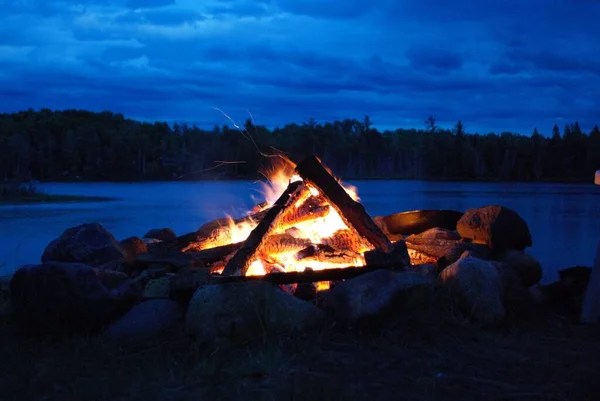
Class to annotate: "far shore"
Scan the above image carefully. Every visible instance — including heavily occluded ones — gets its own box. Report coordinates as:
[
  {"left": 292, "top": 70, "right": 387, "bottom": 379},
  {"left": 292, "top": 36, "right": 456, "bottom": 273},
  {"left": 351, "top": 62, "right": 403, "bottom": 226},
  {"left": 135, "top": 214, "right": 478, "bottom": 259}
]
[
  {"left": 31, "top": 176, "right": 598, "bottom": 185},
  {"left": 0, "top": 193, "right": 119, "bottom": 206}
]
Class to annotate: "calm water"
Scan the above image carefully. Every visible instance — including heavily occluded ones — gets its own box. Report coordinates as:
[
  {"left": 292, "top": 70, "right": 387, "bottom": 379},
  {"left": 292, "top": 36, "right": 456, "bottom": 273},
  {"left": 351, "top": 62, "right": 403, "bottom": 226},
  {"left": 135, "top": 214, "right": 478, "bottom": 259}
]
[{"left": 1, "top": 181, "right": 599, "bottom": 283}]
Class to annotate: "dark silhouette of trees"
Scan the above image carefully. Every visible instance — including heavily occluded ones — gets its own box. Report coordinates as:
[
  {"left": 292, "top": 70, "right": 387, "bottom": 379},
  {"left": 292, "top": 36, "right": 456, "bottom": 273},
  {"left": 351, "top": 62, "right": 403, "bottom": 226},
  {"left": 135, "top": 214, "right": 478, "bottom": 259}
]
[{"left": 0, "top": 108, "right": 598, "bottom": 182}]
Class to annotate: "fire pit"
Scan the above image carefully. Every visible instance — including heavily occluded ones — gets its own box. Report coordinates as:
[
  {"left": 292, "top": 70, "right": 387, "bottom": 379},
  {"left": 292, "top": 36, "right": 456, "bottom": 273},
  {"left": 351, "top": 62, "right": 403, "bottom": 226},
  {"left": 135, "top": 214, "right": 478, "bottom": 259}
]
[{"left": 178, "top": 155, "right": 410, "bottom": 295}]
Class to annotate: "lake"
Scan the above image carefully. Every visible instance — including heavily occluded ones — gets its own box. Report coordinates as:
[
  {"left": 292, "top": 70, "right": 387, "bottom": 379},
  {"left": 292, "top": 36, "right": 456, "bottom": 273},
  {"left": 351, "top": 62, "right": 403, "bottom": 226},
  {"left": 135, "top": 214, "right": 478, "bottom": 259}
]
[{"left": 1, "top": 180, "right": 599, "bottom": 283}]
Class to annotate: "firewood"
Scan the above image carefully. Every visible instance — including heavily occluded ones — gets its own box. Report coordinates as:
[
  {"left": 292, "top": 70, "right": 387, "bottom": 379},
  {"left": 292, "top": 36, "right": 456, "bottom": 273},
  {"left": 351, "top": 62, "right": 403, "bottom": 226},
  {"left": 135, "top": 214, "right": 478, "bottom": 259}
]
[
  {"left": 295, "top": 244, "right": 363, "bottom": 265},
  {"left": 221, "top": 180, "right": 307, "bottom": 276},
  {"left": 364, "top": 240, "right": 411, "bottom": 268},
  {"left": 170, "top": 264, "right": 400, "bottom": 304},
  {"left": 295, "top": 155, "right": 393, "bottom": 253},
  {"left": 190, "top": 242, "right": 242, "bottom": 265},
  {"left": 278, "top": 196, "right": 330, "bottom": 230},
  {"left": 178, "top": 206, "right": 271, "bottom": 251},
  {"left": 262, "top": 233, "right": 313, "bottom": 256},
  {"left": 320, "top": 229, "right": 370, "bottom": 252}
]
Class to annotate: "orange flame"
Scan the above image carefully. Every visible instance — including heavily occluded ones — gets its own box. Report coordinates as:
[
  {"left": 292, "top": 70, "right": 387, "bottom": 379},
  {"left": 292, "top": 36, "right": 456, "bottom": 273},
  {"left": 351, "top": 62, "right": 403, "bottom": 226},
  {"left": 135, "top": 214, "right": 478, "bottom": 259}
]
[{"left": 195, "top": 155, "right": 370, "bottom": 290}]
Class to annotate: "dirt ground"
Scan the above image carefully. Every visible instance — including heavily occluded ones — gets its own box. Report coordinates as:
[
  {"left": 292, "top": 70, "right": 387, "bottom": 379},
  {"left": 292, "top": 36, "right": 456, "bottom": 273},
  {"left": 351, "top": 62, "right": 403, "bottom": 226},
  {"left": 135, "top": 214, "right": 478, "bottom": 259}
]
[{"left": 1, "top": 286, "right": 599, "bottom": 401}]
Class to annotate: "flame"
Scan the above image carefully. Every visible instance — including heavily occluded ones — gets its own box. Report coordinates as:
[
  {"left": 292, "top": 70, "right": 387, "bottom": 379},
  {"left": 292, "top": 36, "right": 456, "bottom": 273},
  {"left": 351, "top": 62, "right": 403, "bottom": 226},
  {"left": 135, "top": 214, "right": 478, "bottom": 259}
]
[
  {"left": 258, "top": 156, "right": 359, "bottom": 207},
  {"left": 246, "top": 259, "right": 267, "bottom": 276},
  {"left": 227, "top": 215, "right": 257, "bottom": 244},
  {"left": 192, "top": 156, "right": 371, "bottom": 291}
]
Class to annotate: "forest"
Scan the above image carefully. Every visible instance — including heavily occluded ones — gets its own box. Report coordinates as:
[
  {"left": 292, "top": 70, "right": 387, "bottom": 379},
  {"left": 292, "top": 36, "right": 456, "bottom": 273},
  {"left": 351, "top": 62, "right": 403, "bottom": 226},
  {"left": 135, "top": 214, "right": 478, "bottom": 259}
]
[{"left": 0, "top": 108, "right": 599, "bottom": 183}]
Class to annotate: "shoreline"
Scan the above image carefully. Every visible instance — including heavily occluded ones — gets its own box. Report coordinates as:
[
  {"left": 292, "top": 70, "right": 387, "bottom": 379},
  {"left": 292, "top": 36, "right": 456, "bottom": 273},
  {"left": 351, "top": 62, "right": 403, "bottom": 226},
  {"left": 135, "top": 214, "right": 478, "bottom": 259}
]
[{"left": 0, "top": 194, "right": 119, "bottom": 206}]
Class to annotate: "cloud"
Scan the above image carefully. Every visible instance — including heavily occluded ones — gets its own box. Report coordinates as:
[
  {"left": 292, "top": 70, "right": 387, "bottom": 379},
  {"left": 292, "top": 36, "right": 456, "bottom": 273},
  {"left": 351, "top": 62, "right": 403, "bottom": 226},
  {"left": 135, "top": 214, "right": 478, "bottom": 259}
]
[
  {"left": 0, "top": 0, "right": 599, "bottom": 135},
  {"left": 125, "top": 0, "right": 176, "bottom": 8}
]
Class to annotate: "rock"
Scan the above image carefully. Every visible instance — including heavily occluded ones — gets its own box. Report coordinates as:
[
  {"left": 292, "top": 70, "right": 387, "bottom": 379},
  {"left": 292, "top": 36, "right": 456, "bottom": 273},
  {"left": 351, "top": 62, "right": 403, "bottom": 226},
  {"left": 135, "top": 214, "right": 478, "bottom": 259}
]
[
  {"left": 442, "top": 242, "right": 492, "bottom": 266},
  {"left": 539, "top": 266, "right": 592, "bottom": 316},
  {"left": 9, "top": 262, "right": 137, "bottom": 333},
  {"left": 528, "top": 285, "right": 545, "bottom": 303},
  {"left": 104, "top": 299, "right": 181, "bottom": 348},
  {"left": 459, "top": 250, "right": 479, "bottom": 259},
  {"left": 439, "top": 257, "right": 505, "bottom": 325},
  {"left": 498, "top": 250, "right": 543, "bottom": 287},
  {"left": 409, "top": 263, "right": 438, "bottom": 278},
  {"left": 408, "top": 227, "right": 461, "bottom": 241},
  {"left": 0, "top": 299, "right": 12, "bottom": 320},
  {"left": 143, "top": 228, "right": 177, "bottom": 242},
  {"left": 134, "top": 251, "right": 200, "bottom": 270},
  {"left": 558, "top": 266, "right": 592, "bottom": 290},
  {"left": 493, "top": 261, "right": 534, "bottom": 317},
  {"left": 185, "top": 282, "right": 324, "bottom": 343},
  {"left": 405, "top": 237, "right": 492, "bottom": 272},
  {"left": 456, "top": 205, "right": 532, "bottom": 252},
  {"left": 364, "top": 240, "right": 411, "bottom": 268},
  {"left": 42, "top": 223, "right": 126, "bottom": 266},
  {"left": 121, "top": 236, "right": 148, "bottom": 263},
  {"left": 405, "top": 238, "right": 460, "bottom": 259},
  {"left": 324, "top": 269, "right": 435, "bottom": 324},
  {"left": 143, "top": 276, "right": 171, "bottom": 299},
  {"left": 95, "top": 269, "right": 130, "bottom": 291}
]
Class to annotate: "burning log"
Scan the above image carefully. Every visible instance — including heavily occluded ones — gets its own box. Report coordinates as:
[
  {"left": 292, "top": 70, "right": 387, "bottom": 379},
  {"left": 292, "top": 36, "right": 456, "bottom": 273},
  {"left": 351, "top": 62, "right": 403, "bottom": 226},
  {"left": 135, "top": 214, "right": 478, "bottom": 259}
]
[
  {"left": 320, "top": 229, "right": 370, "bottom": 252},
  {"left": 222, "top": 180, "right": 308, "bottom": 276},
  {"left": 295, "top": 244, "right": 363, "bottom": 266},
  {"left": 278, "top": 196, "right": 330, "bottom": 230},
  {"left": 191, "top": 242, "right": 242, "bottom": 266},
  {"left": 295, "top": 155, "right": 393, "bottom": 253},
  {"left": 182, "top": 208, "right": 272, "bottom": 252},
  {"left": 262, "top": 233, "right": 313, "bottom": 256},
  {"left": 171, "top": 264, "right": 402, "bottom": 304}
]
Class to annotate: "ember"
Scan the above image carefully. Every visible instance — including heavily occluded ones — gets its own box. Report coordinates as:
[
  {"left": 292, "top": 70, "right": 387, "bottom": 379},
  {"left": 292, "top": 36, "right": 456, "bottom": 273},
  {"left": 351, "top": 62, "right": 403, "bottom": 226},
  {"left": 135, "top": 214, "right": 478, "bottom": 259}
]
[{"left": 184, "top": 155, "right": 407, "bottom": 290}]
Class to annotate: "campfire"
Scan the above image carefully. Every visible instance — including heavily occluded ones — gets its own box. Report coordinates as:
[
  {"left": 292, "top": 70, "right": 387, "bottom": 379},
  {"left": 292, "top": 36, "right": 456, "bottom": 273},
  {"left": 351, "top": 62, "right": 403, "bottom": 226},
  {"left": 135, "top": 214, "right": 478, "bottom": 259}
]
[{"left": 181, "top": 155, "right": 410, "bottom": 293}]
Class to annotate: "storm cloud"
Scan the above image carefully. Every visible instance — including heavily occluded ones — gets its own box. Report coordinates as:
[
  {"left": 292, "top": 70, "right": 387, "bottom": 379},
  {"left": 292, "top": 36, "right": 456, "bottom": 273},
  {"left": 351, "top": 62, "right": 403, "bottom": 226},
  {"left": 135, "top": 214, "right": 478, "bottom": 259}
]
[{"left": 1, "top": 0, "right": 599, "bottom": 134}]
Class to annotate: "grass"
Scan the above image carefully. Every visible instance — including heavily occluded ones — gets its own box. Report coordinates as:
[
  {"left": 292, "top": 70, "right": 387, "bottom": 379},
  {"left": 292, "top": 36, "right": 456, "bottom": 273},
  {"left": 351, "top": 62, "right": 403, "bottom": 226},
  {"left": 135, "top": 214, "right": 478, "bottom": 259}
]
[
  {"left": 0, "top": 181, "right": 117, "bottom": 205},
  {"left": 0, "top": 284, "right": 599, "bottom": 401}
]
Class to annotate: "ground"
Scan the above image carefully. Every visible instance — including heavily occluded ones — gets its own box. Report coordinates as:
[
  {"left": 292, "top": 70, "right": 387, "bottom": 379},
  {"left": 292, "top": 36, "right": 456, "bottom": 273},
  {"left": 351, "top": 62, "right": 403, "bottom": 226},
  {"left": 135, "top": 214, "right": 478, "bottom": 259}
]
[{"left": 1, "top": 285, "right": 599, "bottom": 401}]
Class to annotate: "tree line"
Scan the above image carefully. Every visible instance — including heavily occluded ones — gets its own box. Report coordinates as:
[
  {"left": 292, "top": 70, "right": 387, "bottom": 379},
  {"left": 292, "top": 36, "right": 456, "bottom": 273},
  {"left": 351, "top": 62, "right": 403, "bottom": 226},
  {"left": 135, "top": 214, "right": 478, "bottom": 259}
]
[{"left": 0, "top": 108, "right": 599, "bottom": 183}]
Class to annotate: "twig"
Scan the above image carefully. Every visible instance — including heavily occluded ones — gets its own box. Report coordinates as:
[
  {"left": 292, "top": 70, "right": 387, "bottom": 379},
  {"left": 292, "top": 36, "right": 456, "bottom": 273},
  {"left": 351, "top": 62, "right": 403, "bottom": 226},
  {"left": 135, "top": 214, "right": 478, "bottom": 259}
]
[{"left": 174, "top": 160, "right": 247, "bottom": 180}]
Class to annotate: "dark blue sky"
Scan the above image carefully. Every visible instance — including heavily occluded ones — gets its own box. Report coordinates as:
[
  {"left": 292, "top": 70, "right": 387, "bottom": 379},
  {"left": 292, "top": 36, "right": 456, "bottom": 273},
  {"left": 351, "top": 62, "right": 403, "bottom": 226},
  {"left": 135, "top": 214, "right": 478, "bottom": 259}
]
[{"left": 1, "top": 0, "right": 599, "bottom": 135}]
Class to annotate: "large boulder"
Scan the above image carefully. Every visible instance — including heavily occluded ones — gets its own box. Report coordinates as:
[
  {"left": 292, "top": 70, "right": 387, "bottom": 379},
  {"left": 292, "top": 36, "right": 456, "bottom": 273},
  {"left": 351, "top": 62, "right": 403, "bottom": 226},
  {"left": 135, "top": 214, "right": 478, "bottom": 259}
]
[
  {"left": 493, "top": 261, "right": 535, "bottom": 318},
  {"left": 185, "top": 282, "right": 325, "bottom": 343},
  {"left": 324, "top": 269, "right": 434, "bottom": 324},
  {"left": 104, "top": 299, "right": 182, "bottom": 348},
  {"left": 42, "top": 223, "right": 126, "bottom": 266},
  {"left": 498, "top": 250, "right": 543, "bottom": 287},
  {"left": 9, "top": 262, "right": 139, "bottom": 333},
  {"left": 120, "top": 236, "right": 148, "bottom": 264},
  {"left": 143, "top": 228, "right": 177, "bottom": 242},
  {"left": 456, "top": 205, "right": 532, "bottom": 252},
  {"left": 439, "top": 257, "right": 505, "bottom": 325}
]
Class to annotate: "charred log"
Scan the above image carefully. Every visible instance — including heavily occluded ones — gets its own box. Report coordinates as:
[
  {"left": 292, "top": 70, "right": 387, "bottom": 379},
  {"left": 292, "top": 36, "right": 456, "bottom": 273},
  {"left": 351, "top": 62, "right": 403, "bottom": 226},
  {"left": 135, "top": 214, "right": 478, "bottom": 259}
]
[
  {"left": 222, "top": 180, "right": 307, "bottom": 276},
  {"left": 295, "top": 155, "right": 393, "bottom": 253},
  {"left": 364, "top": 240, "right": 411, "bottom": 268},
  {"left": 171, "top": 264, "right": 397, "bottom": 304}
]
